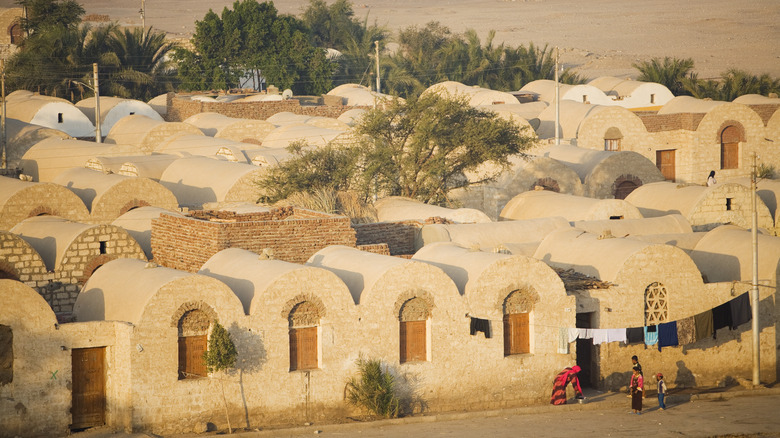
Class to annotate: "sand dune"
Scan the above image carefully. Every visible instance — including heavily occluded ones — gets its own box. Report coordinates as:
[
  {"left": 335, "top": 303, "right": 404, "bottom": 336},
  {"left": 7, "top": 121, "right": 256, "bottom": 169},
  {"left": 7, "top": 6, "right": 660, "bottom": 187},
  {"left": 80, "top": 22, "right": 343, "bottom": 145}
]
[{"left": 8, "top": 0, "right": 779, "bottom": 80}]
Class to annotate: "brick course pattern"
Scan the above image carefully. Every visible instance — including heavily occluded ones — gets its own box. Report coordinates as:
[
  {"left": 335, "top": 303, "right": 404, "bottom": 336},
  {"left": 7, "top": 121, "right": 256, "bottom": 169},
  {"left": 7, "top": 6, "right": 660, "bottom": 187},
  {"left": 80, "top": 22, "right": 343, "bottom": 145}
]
[
  {"left": 151, "top": 207, "right": 357, "bottom": 272},
  {"left": 353, "top": 221, "right": 421, "bottom": 256},
  {"left": 165, "top": 95, "right": 368, "bottom": 123}
]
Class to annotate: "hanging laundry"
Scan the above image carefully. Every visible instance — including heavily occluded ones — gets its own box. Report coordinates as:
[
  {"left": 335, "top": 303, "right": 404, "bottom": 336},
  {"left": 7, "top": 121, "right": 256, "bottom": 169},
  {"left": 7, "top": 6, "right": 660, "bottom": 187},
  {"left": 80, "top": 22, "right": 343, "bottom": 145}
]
[
  {"left": 729, "top": 292, "right": 752, "bottom": 329},
  {"left": 644, "top": 325, "right": 658, "bottom": 346},
  {"left": 577, "top": 328, "right": 594, "bottom": 339},
  {"left": 592, "top": 329, "right": 609, "bottom": 345},
  {"left": 657, "top": 321, "right": 679, "bottom": 351},
  {"left": 712, "top": 300, "right": 733, "bottom": 337},
  {"left": 676, "top": 317, "right": 695, "bottom": 345},
  {"left": 694, "top": 309, "right": 713, "bottom": 341},
  {"left": 626, "top": 327, "right": 644, "bottom": 344},
  {"left": 606, "top": 328, "right": 627, "bottom": 344},
  {"left": 568, "top": 327, "right": 580, "bottom": 343},
  {"left": 558, "top": 327, "right": 569, "bottom": 354},
  {"left": 470, "top": 317, "right": 492, "bottom": 338}
]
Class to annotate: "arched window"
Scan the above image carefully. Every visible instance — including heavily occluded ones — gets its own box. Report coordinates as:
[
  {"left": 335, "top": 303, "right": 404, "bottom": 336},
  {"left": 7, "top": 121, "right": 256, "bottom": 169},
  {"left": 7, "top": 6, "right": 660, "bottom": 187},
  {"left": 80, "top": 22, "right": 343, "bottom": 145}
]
[
  {"left": 503, "top": 289, "right": 534, "bottom": 356},
  {"left": 8, "top": 22, "right": 22, "bottom": 45},
  {"left": 177, "top": 309, "right": 210, "bottom": 379},
  {"left": 530, "top": 177, "right": 560, "bottom": 193},
  {"left": 720, "top": 125, "right": 741, "bottom": 169},
  {"left": 612, "top": 175, "right": 643, "bottom": 200},
  {"left": 289, "top": 301, "right": 320, "bottom": 371},
  {"left": 644, "top": 282, "right": 669, "bottom": 325},
  {"left": 399, "top": 297, "right": 430, "bottom": 363},
  {"left": 604, "top": 127, "right": 623, "bottom": 151}
]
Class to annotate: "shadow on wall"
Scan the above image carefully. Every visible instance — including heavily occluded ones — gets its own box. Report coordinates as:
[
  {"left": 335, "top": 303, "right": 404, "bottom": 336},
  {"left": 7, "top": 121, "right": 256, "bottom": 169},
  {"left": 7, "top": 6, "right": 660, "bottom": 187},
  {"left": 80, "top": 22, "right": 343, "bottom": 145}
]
[
  {"left": 603, "top": 370, "right": 633, "bottom": 391},
  {"left": 675, "top": 360, "right": 696, "bottom": 388},
  {"left": 227, "top": 322, "right": 266, "bottom": 430},
  {"left": 391, "top": 364, "right": 426, "bottom": 416}
]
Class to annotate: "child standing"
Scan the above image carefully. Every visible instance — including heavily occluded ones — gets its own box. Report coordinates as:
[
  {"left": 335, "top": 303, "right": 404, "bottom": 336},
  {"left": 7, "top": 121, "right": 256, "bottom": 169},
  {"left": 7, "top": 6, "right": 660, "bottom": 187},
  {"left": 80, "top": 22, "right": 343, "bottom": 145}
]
[{"left": 656, "top": 373, "right": 667, "bottom": 410}]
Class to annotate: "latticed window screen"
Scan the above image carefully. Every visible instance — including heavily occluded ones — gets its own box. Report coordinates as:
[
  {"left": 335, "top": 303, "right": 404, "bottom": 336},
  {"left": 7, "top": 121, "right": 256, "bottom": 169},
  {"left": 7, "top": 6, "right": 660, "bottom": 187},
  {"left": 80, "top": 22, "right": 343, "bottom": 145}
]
[{"left": 644, "top": 282, "right": 669, "bottom": 325}]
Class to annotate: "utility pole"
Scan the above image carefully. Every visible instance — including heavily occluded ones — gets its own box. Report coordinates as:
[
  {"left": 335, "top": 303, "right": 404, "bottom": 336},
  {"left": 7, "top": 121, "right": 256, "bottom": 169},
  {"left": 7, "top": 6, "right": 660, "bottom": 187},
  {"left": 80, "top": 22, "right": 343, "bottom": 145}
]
[
  {"left": 1, "top": 59, "right": 6, "bottom": 169},
  {"left": 375, "top": 40, "right": 380, "bottom": 94},
  {"left": 750, "top": 152, "right": 760, "bottom": 386},
  {"left": 140, "top": 0, "right": 146, "bottom": 30},
  {"left": 93, "top": 63, "right": 102, "bottom": 143},
  {"left": 554, "top": 46, "right": 560, "bottom": 145}
]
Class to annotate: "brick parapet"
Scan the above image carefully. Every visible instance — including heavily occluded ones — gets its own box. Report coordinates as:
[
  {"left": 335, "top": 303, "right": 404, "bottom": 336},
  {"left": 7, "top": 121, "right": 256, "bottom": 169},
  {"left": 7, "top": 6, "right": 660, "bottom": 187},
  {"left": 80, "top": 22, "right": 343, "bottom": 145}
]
[
  {"left": 151, "top": 208, "right": 357, "bottom": 271},
  {"left": 639, "top": 113, "right": 706, "bottom": 132},
  {"left": 165, "top": 96, "right": 368, "bottom": 122},
  {"left": 352, "top": 221, "right": 421, "bottom": 256}
]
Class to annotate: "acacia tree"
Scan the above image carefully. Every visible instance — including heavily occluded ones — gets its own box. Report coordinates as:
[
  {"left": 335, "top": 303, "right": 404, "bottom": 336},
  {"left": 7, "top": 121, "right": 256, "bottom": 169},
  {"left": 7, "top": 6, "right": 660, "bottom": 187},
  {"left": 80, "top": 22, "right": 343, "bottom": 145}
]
[
  {"left": 203, "top": 321, "right": 238, "bottom": 434},
  {"left": 258, "top": 94, "right": 536, "bottom": 206},
  {"left": 15, "top": 0, "right": 84, "bottom": 35}
]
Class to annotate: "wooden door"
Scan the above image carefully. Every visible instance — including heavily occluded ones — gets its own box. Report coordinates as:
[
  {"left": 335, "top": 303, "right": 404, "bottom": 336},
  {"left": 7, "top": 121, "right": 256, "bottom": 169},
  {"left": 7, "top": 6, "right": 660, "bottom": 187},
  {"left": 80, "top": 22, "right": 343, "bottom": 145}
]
[
  {"left": 71, "top": 347, "right": 105, "bottom": 430},
  {"left": 721, "top": 126, "right": 740, "bottom": 169},
  {"left": 400, "top": 320, "right": 426, "bottom": 363},
  {"left": 656, "top": 150, "right": 675, "bottom": 181},
  {"left": 503, "top": 313, "right": 530, "bottom": 355}
]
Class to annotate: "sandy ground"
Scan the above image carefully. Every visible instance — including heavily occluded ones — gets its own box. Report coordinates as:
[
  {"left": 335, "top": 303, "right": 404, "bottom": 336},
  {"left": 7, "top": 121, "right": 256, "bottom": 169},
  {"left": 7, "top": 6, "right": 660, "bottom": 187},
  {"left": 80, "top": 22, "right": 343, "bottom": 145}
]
[{"left": 1, "top": 0, "right": 778, "bottom": 81}]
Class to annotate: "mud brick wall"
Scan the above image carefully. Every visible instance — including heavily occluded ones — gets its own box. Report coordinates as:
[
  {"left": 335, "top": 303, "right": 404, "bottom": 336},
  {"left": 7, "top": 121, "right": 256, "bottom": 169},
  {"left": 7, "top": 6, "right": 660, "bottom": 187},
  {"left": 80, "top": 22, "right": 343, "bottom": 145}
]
[
  {"left": 165, "top": 95, "right": 367, "bottom": 122},
  {"left": 352, "top": 221, "right": 421, "bottom": 256},
  {"left": 151, "top": 209, "right": 357, "bottom": 272}
]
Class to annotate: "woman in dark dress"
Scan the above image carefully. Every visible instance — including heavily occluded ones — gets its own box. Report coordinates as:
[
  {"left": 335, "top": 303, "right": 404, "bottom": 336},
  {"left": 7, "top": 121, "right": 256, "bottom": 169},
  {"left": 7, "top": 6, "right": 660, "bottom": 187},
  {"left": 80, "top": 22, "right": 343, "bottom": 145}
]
[
  {"left": 550, "top": 365, "right": 583, "bottom": 405},
  {"left": 630, "top": 366, "right": 644, "bottom": 414}
]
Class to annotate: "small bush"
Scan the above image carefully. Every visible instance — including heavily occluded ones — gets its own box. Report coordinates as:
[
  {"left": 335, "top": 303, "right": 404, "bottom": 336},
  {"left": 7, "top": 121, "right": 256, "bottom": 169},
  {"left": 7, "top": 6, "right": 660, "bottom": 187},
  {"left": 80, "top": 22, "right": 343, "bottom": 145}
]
[
  {"left": 757, "top": 163, "right": 775, "bottom": 179},
  {"left": 345, "top": 357, "right": 400, "bottom": 418},
  {"left": 203, "top": 321, "right": 237, "bottom": 373}
]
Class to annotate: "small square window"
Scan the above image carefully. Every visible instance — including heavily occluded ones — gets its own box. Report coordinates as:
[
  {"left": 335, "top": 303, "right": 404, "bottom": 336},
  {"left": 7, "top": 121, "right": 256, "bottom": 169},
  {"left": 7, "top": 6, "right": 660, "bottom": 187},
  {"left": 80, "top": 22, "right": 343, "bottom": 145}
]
[
  {"left": 726, "top": 198, "right": 733, "bottom": 211},
  {"left": 57, "top": 113, "right": 63, "bottom": 123},
  {"left": 99, "top": 241, "right": 107, "bottom": 254},
  {"left": 650, "top": 94, "right": 656, "bottom": 104},
  {"left": 609, "top": 215, "right": 624, "bottom": 220}
]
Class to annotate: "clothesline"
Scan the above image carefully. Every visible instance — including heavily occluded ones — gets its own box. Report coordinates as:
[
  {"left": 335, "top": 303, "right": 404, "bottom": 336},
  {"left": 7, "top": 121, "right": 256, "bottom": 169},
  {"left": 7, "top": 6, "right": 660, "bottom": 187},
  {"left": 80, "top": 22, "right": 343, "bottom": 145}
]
[{"left": 468, "top": 293, "right": 753, "bottom": 354}]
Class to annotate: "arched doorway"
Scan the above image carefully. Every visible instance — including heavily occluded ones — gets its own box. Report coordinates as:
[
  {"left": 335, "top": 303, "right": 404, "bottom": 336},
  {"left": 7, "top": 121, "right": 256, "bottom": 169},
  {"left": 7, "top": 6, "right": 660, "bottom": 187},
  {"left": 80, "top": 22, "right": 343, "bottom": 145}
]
[{"left": 720, "top": 125, "right": 742, "bottom": 169}]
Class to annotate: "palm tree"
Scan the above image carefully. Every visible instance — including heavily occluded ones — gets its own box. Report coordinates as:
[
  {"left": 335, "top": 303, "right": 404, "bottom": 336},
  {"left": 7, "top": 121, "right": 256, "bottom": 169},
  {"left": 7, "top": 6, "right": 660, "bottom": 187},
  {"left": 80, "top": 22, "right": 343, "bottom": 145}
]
[
  {"left": 633, "top": 57, "right": 695, "bottom": 96},
  {"left": 107, "top": 26, "right": 177, "bottom": 100}
]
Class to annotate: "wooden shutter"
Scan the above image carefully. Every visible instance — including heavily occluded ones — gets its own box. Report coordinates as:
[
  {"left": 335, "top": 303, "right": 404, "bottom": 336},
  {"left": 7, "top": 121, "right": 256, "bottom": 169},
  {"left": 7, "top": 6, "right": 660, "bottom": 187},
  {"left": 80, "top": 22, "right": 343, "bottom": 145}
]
[
  {"left": 503, "top": 313, "right": 530, "bottom": 356},
  {"left": 290, "top": 327, "right": 318, "bottom": 371},
  {"left": 721, "top": 126, "right": 740, "bottom": 169},
  {"left": 71, "top": 347, "right": 106, "bottom": 429},
  {"left": 178, "top": 335, "right": 207, "bottom": 379},
  {"left": 400, "top": 320, "right": 426, "bottom": 363}
]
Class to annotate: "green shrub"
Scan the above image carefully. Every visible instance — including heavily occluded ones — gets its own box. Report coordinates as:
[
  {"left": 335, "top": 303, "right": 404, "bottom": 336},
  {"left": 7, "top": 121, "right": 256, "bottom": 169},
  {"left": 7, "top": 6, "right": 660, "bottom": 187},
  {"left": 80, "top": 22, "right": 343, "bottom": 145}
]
[
  {"left": 345, "top": 357, "right": 400, "bottom": 418},
  {"left": 757, "top": 163, "right": 775, "bottom": 179}
]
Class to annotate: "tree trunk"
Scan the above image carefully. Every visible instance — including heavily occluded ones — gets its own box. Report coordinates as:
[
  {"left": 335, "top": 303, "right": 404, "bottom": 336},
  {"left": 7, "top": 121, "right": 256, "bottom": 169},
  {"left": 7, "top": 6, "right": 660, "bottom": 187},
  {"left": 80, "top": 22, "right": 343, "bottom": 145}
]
[{"left": 221, "top": 378, "right": 232, "bottom": 434}]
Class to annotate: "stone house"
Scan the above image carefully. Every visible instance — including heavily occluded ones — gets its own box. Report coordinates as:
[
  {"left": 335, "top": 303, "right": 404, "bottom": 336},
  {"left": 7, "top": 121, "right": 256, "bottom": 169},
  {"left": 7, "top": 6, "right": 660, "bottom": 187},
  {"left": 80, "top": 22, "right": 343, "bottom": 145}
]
[
  {"left": 624, "top": 181, "right": 774, "bottom": 231},
  {"left": 412, "top": 243, "right": 576, "bottom": 407},
  {"left": 306, "top": 245, "right": 474, "bottom": 412},
  {"left": 538, "top": 144, "right": 665, "bottom": 199},
  {"left": 500, "top": 190, "right": 643, "bottom": 222},
  {"left": 154, "top": 134, "right": 250, "bottom": 162},
  {"left": 198, "top": 248, "right": 358, "bottom": 425},
  {"left": 86, "top": 154, "right": 179, "bottom": 181},
  {"left": 75, "top": 97, "right": 163, "bottom": 139},
  {"left": 104, "top": 114, "right": 203, "bottom": 153},
  {"left": 451, "top": 155, "right": 584, "bottom": 221},
  {"left": 420, "top": 216, "right": 571, "bottom": 251},
  {"left": 5, "top": 91, "right": 95, "bottom": 138},
  {"left": 112, "top": 207, "right": 184, "bottom": 260},
  {"left": 183, "top": 112, "right": 275, "bottom": 145},
  {"left": 52, "top": 167, "right": 179, "bottom": 224},
  {"left": 158, "top": 156, "right": 265, "bottom": 209},
  {"left": 574, "top": 95, "right": 780, "bottom": 185},
  {"left": 10, "top": 216, "right": 146, "bottom": 313},
  {"left": 19, "top": 137, "right": 142, "bottom": 182},
  {"left": 4, "top": 118, "right": 70, "bottom": 170},
  {"left": 0, "top": 176, "right": 90, "bottom": 230}
]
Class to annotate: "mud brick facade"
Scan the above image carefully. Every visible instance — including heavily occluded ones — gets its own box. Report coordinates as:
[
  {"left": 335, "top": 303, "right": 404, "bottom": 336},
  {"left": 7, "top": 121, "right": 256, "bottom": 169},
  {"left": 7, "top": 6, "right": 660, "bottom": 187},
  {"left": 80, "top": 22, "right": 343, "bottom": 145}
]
[
  {"left": 353, "top": 221, "right": 421, "bottom": 256},
  {"left": 151, "top": 207, "right": 358, "bottom": 272}
]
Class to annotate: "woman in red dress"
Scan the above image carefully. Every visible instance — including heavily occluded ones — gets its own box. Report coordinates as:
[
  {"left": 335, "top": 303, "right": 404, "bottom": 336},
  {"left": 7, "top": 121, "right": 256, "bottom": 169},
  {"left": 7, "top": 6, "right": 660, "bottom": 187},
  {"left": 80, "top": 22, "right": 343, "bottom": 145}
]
[{"left": 550, "top": 365, "right": 583, "bottom": 405}]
